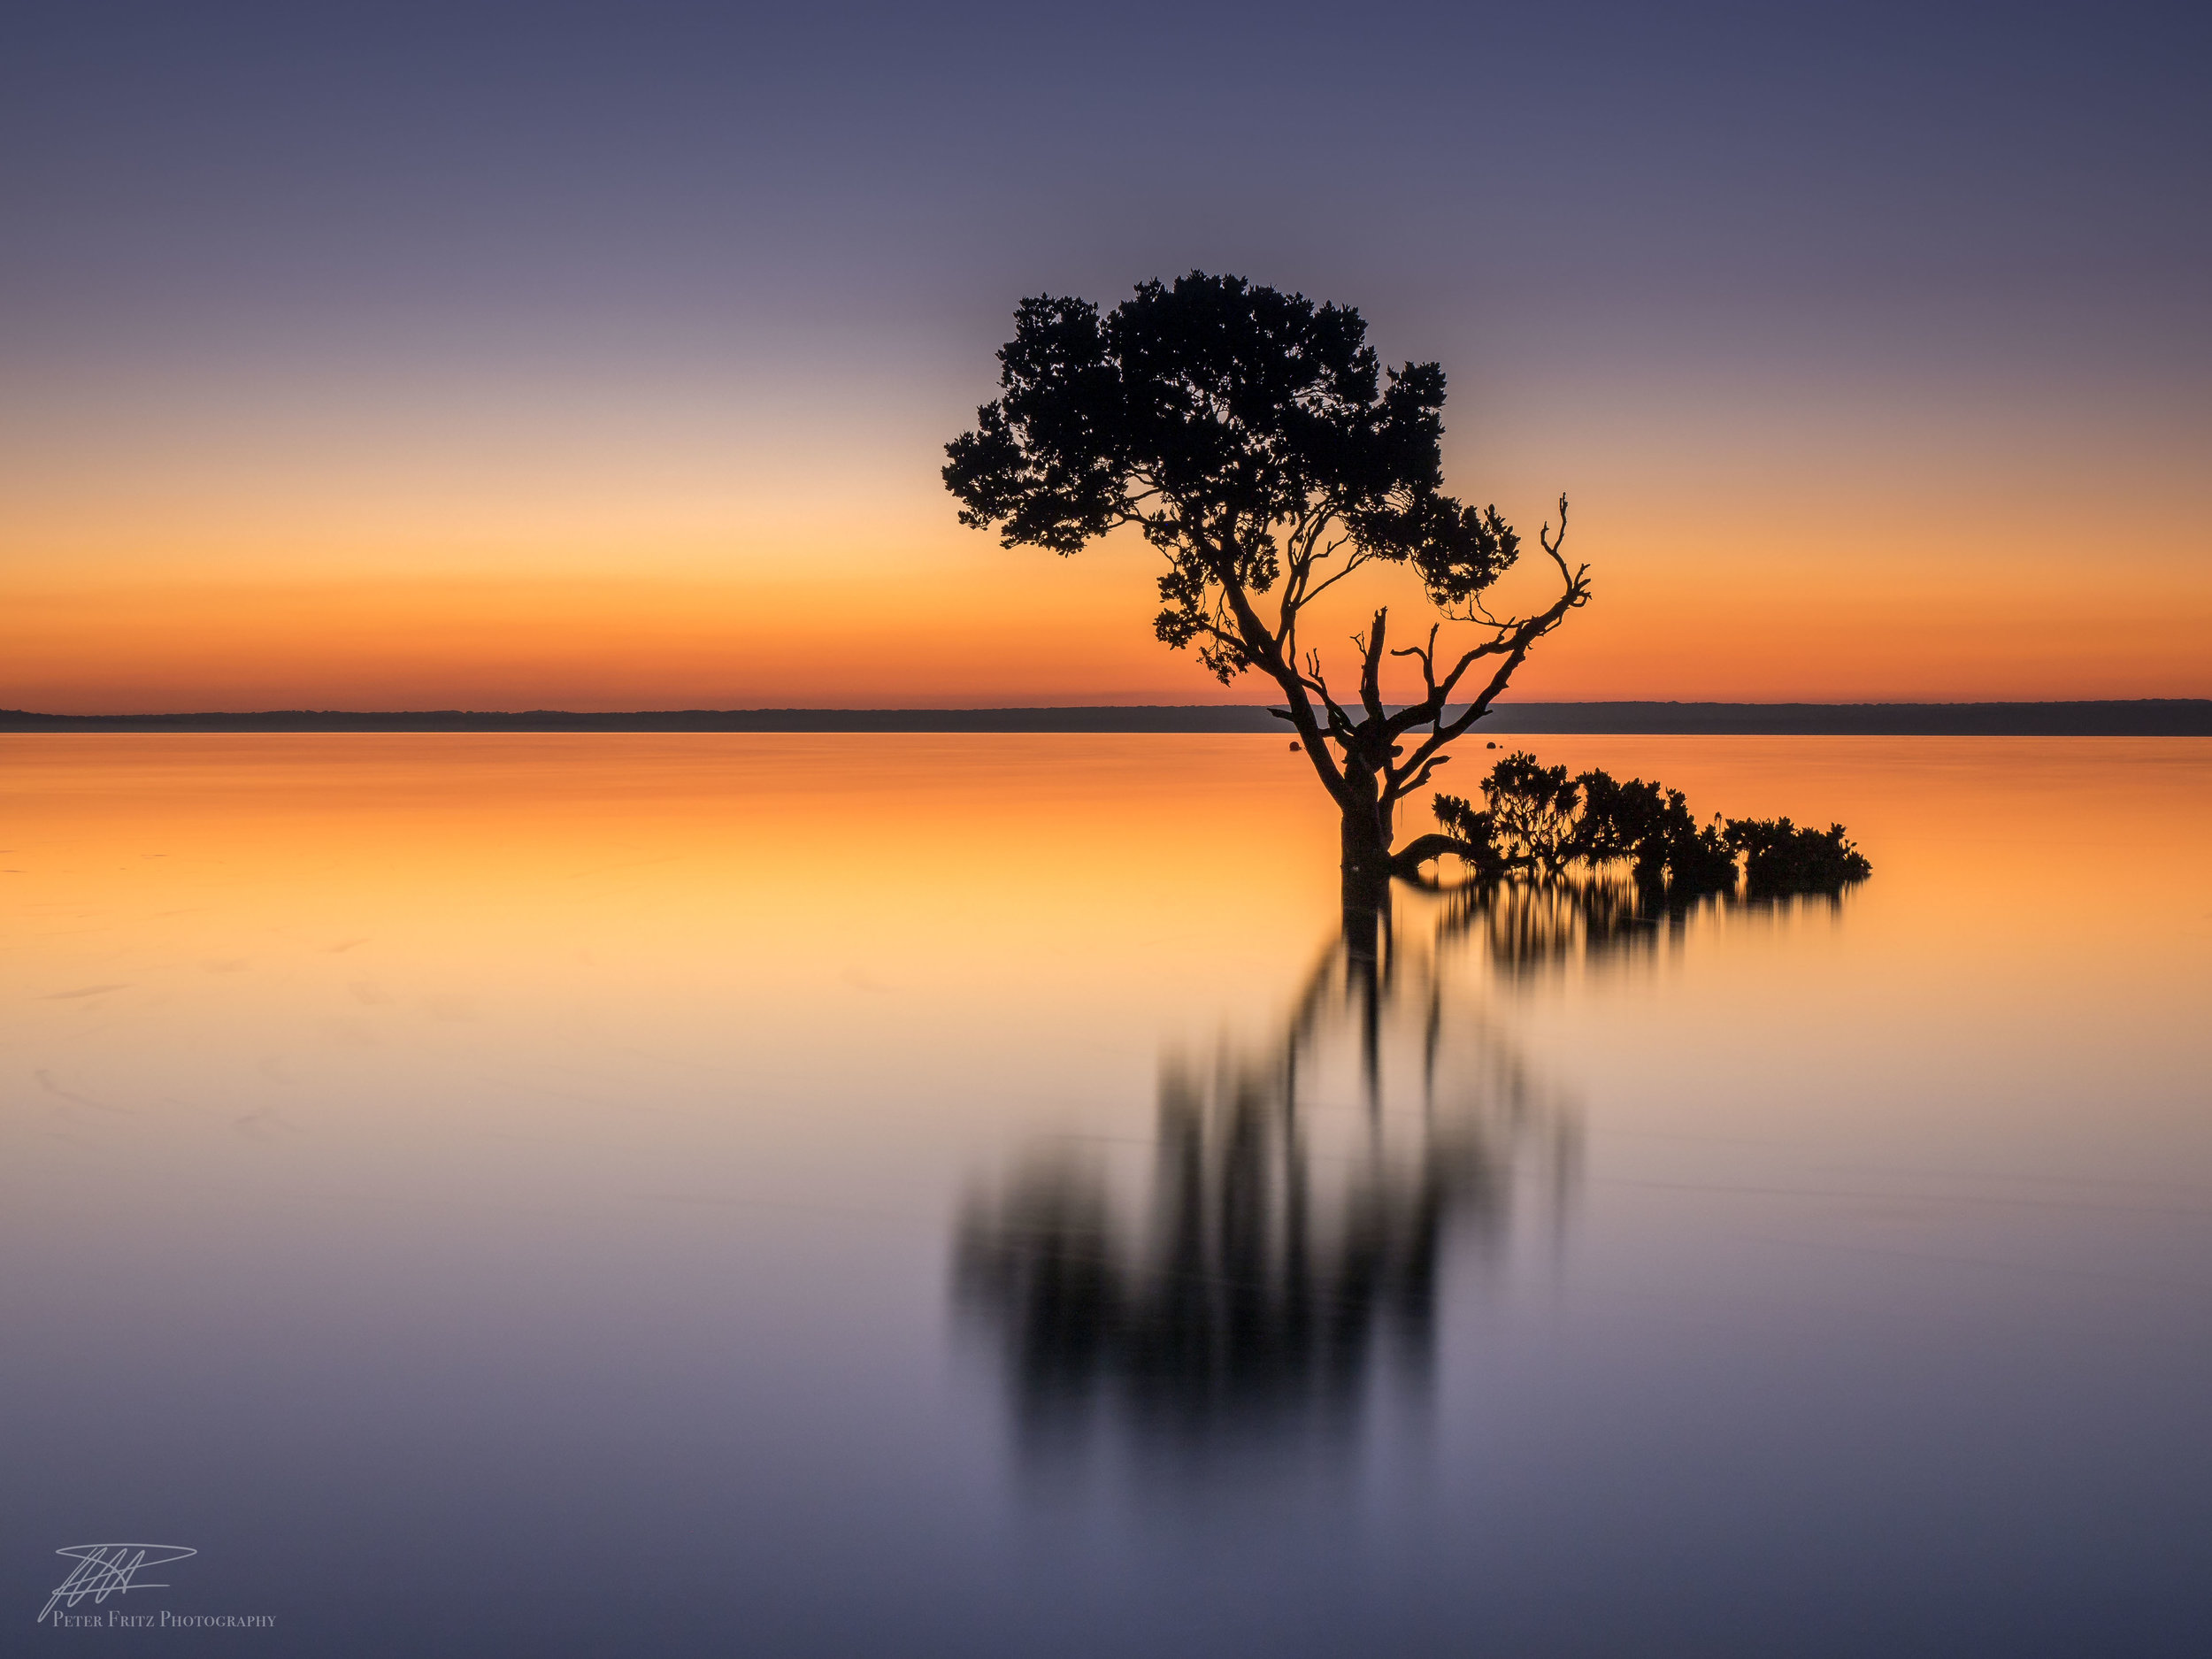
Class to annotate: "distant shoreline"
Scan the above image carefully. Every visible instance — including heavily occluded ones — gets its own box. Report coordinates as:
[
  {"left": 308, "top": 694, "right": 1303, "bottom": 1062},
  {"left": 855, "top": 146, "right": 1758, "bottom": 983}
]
[{"left": 4, "top": 701, "right": 2208, "bottom": 736}]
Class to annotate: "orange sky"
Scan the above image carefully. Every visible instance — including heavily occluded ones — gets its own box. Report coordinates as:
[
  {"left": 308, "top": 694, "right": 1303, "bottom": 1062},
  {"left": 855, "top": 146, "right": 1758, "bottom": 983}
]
[
  {"left": 5, "top": 385, "right": 2207, "bottom": 711},
  {"left": 6, "top": 5, "right": 2208, "bottom": 714}
]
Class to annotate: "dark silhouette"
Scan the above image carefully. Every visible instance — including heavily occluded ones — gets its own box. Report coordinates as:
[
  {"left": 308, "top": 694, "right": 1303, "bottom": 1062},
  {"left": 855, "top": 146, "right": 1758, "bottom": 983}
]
[
  {"left": 944, "top": 273, "right": 1589, "bottom": 906},
  {"left": 1725, "top": 818, "right": 1875, "bottom": 894},
  {"left": 955, "top": 891, "right": 1579, "bottom": 1466},
  {"left": 1433, "top": 749, "right": 1871, "bottom": 898}
]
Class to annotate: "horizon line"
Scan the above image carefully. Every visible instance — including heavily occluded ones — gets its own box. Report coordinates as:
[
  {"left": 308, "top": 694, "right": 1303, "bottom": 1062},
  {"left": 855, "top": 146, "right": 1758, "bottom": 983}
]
[{"left": 5, "top": 699, "right": 2209, "bottom": 737}]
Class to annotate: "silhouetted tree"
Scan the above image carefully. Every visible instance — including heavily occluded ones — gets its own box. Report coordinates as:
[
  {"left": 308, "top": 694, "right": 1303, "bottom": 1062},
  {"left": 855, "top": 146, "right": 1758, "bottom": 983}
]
[{"left": 945, "top": 273, "right": 1587, "bottom": 905}]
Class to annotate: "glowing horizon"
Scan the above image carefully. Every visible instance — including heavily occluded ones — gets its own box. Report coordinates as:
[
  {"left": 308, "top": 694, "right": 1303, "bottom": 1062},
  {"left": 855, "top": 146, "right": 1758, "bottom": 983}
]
[{"left": 5, "top": 7, "right": 2206, "bottom": 714}]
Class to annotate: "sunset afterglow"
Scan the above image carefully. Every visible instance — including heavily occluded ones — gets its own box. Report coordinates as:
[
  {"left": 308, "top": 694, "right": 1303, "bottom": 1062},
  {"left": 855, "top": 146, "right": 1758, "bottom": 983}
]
[
  {"left": 6, "top": 7, "right": 2210, "bottom": 1645},
  {"left": 5, "top": 7, "right": 2205, "bottom": 713}
]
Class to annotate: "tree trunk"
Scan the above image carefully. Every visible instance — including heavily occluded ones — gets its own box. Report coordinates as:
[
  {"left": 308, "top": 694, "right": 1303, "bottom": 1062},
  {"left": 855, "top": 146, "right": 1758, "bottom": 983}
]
[
  {"left": 1340, "top": 795, "right": 1395, "bottom": 918},
  {"left": 1387, "top": 832, "right": 1502, "bottom": 879}
]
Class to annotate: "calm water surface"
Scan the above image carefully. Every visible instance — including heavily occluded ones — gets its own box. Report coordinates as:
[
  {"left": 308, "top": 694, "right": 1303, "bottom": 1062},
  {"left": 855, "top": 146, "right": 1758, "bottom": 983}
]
[{"left": 3, "top": 735, "right": 2208, "bottom": 1655}]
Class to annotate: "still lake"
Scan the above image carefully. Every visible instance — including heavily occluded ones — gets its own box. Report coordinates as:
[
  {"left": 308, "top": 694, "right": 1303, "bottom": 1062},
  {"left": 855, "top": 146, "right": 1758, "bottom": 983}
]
[{"left": 4, "top": 734, "right": 2208, "bottom": 1655}]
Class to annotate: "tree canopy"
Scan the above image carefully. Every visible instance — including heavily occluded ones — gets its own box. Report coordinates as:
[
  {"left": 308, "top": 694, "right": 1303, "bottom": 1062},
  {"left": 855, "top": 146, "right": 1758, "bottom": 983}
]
[{"left": 944, "top": 273, "right": 1532, "bottom": 680}]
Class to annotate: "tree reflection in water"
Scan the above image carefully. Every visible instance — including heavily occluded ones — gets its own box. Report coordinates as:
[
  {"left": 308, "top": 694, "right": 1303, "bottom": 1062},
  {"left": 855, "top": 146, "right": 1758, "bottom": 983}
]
[{"left": 953, "top": 881, "right": 1651, "bottom": 1468}]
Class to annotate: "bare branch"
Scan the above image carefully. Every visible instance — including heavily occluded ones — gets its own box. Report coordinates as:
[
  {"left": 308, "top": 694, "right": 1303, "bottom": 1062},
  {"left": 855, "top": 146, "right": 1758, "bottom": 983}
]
[
  {"left": 1297, "top": 546, "right": 1376, "bottom": 609},
  {"left": 1380, "top": 534, "right": 1591, "bottom": 800},
  {"left": 1356, "top": 611, "right": 1389, "bottom": 726},
  {"left": 1302, "top": 649, "right": 1357, "bottom": 741},
  {"left": 1387, "top": 623, "right": 1442, "bottom": 705}
]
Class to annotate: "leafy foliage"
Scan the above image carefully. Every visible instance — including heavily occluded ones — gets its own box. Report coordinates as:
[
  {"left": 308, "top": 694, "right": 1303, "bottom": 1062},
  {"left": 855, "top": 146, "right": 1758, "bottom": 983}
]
[
  {"left": 1723, "top": 818, "right": 1874, "bottom": 895},
  {"left": 945, "top": 273, "right": 1524, "bottom": 684},
  {"left": 1430, "top": 752, "right": 1870, "bottom": 896},
  {"left": 1478, "top": 753, "right": 1583, "bottom": 871},
  {"left": 1428, "top": 792, "right": 1492, "bottom": 848}
]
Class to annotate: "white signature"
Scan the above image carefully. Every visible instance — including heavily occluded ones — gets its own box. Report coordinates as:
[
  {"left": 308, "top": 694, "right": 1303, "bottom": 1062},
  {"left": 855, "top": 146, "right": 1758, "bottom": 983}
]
[{"left": 38, "top": 1544, "right": 196, "bottom": 1624}]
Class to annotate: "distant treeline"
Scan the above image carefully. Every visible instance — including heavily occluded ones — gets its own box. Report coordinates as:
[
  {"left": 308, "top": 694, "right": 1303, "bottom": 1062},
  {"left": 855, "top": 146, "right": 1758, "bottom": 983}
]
[{"left": 2, "top": 701, "right": 2207, "bottom": 735}]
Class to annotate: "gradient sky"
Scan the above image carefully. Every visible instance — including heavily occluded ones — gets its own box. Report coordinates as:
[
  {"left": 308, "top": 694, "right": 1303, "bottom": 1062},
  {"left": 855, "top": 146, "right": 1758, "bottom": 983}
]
[{"left": 4, "top": 1, "right": 2208, "bottom": 711}]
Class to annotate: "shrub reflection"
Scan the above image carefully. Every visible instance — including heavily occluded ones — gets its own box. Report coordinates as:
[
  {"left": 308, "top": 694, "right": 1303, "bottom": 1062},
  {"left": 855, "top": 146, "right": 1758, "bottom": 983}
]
[{"left": 1444, "top": 869, "right": 1852, "bottom": 981}]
